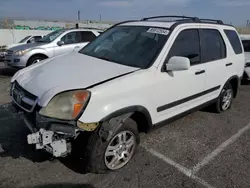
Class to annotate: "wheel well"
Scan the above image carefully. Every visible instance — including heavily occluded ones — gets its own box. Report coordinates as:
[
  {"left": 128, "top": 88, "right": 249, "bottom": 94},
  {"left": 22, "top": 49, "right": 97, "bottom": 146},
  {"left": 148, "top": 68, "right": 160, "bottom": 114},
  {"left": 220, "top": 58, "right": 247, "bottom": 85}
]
[
  {"left": 101, "top": 106, "right": 153, "bottom": 134},
  {"left": 228, "top": 77, "right": 239, "bottom": 98},
  {"left": 28, "top": 54, "right": 48, "bottom": 64},
  {"left": 130, "top": 111, "right": 152, "bottom": 133}
]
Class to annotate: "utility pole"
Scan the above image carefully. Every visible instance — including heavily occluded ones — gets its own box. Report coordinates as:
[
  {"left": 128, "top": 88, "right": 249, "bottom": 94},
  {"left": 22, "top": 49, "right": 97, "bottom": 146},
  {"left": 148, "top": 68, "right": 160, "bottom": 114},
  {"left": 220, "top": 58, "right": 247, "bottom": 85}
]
[
  {"left": 78, "top": 10, "right": 80, "bottom": 21},
  {"left": 76, "top": 10, "right": 80, "bottom": 29}
]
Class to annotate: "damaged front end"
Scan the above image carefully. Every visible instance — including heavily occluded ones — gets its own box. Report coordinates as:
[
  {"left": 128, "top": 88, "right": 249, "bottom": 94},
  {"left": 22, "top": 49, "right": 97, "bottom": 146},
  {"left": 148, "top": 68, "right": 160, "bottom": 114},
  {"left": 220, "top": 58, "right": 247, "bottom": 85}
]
[
  {"left": 10, "top": 81, "right": 99, "bottom": 158},
  {"left": 23, "top": 112, "right": 77, "bottom": 157}
]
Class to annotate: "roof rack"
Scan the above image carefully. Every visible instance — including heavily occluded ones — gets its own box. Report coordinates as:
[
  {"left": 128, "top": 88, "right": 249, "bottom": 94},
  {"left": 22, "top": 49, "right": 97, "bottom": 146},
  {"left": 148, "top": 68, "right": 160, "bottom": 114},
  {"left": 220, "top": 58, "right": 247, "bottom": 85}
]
[
  {"left": 141, "top": 16, "right": 200, "bottom": 22},
  {"left": 199, "top": 19, "right": 224, "bottom": 24},
  {"left": 140, "top": 15, "right": 224, "bottom": 25}
]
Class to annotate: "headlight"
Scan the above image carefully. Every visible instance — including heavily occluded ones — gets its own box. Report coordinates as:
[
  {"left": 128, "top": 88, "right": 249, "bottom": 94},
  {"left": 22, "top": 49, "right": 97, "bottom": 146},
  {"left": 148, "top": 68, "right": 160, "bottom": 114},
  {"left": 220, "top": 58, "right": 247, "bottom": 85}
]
[
  {"left": 39, "top": 90, "right": 90, "bottom": 120},
  {"left": 245, "top": 62, "right": 250, "bottom": 67},
  {"left": 0, "top": 45, "right": 7, "bottom": 51},
  {"left": 14, "top": 49, "right": 29, "bottom": 56}
]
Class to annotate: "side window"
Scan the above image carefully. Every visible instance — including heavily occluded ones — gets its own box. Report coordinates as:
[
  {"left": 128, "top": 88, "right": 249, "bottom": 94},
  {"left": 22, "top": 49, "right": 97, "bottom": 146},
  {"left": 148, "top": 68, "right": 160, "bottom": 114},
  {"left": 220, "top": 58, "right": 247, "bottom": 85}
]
[
  {"left": 33, "top": 36, "right": 42, "bottom": 42},
  {"left": 27, "top": 36, "right": 42, "bottom": 43},
  {"left": 61, "top": 32, "right": 81, "bottom": 45},
  {"left": 167, "top": 29, "right": 200, "bottom": 65},
  {"left": 242, "top": 40, "right": 250, "bottom": 52},
  {"left": 80, "top": 31, "right": 97, "bottom": 42},
  {"left": 224, "top": 30, "right": 243, "bottom": 54},
  {"left": 201, "top": 29, "right": 226, "bottom": 63}
]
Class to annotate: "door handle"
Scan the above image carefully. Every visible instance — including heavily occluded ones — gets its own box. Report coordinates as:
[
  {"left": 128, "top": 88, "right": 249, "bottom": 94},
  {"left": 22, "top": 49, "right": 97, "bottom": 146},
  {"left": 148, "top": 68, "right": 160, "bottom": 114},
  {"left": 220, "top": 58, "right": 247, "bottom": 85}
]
[
  {"left": 195, "top": 70, "right": 205, "bottom": 75},
  {"left": 226, "top": 63, "right": 233, "bottom": 67},
  {"left": 75, "top": 46, "right": 80, "bottom": 49}
]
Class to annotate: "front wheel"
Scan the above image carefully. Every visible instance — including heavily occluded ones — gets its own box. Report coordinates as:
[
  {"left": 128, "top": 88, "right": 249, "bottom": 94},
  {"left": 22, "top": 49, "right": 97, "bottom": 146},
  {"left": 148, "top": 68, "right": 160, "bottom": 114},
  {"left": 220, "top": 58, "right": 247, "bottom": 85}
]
[
  {"left": 213, "top": 83, "right": 234, "bottom": 113},
  {"left": 27, "top": 55, "right": 46, "bottom": 67},
  {"left": 86, "top": 118, "right": 139, "bottom": 173}
]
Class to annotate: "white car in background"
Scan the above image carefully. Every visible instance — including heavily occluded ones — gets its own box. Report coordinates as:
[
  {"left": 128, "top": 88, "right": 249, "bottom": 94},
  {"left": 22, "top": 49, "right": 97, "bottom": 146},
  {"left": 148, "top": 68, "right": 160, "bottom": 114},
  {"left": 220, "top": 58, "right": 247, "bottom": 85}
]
[
  {"left": 240, "top": 34, "right": 250, "bottom": 80},
  {"left": 0, "top": 35, "right": 43, "bottom": 61}
]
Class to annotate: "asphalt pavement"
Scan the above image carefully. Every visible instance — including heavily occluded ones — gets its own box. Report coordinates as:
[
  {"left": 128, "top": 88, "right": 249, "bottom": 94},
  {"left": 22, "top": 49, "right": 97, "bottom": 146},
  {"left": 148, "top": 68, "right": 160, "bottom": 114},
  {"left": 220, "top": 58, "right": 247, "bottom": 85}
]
[{"left": 0, "top": 63, "right": 250, "bottom": 188}]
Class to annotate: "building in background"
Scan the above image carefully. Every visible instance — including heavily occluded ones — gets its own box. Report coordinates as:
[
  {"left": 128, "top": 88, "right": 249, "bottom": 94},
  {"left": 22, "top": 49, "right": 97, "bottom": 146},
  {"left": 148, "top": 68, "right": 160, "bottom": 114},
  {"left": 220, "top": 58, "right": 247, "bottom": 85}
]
[{"left": 0, "top": 18, "right": 114, "bottom": 30}]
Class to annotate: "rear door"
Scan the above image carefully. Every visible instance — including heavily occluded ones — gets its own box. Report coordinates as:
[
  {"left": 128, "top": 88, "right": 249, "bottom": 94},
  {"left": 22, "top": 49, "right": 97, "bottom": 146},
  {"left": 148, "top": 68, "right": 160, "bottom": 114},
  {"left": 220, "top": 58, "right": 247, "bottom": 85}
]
[
  {"left": 199, "top": 28, "right": 229, "bottom": 102},
  {"left": 75, "top": 31, "right": 98, "bottom": 51}
]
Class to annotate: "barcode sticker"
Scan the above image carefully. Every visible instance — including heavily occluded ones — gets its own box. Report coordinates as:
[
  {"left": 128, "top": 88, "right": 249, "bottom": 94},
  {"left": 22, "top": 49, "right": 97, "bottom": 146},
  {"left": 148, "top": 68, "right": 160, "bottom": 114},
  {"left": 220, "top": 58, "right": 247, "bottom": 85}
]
[{"left": 147, "top": 28, "right": 169, "bottom": 35}]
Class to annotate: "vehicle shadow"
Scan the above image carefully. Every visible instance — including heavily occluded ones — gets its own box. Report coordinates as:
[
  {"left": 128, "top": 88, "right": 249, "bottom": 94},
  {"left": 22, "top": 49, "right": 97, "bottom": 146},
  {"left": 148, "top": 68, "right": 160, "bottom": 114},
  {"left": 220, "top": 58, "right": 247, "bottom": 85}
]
[
  {"left": 0, "top": 103, "right": 92, "bottom": 173},
  {"left": 21, "top": 183, "right": 95, "bottom": 188},
  {"left": 59, "top": 132, "right": 92, "bottom": 174},
  {"left": 0, "top": 62, "right": 18, "bottom": 76},
  {"left": 0, "top": 103, "right": 52, "bottom": 163}
]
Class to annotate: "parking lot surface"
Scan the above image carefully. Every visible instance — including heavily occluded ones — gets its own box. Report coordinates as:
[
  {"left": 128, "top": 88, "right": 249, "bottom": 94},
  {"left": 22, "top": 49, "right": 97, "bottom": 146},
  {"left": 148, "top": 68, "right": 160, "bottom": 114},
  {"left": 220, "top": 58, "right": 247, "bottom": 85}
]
[{"left": 0, "top": 62, "right": 250, "bottom": 188}]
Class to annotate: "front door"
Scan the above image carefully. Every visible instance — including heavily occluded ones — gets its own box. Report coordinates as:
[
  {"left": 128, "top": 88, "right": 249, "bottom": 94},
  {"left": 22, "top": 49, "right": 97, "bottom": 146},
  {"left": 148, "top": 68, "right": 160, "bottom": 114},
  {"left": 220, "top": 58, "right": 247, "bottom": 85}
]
[
  {"left": 54, "top": 31, "right": 82, "bottom": 56},
  {"left": 153, "top": 29, "right": 206, "bottom": 124}
]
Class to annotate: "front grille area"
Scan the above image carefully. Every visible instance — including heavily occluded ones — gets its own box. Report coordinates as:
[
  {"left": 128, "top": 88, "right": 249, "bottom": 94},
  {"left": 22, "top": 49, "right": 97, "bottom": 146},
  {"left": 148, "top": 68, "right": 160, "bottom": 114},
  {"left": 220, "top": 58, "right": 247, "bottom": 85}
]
[
  {"left": 6, "top": 50, "right": 13, "bottom": 57},
  {"left": 12, "top": 81, "right": 38, "bottom": 112}
]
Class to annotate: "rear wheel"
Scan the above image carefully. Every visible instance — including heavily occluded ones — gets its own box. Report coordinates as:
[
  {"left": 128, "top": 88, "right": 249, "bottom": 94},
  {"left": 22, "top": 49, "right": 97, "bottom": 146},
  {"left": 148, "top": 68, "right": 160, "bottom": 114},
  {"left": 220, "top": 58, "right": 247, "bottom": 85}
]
[
  {"left": 86, "top": 118, "right": 139, "bottom": 173},
  {"left": 213, "top": 83, "right": 233, "bottom": 113},
  {"left": 27, "top": 55, "right": 46, "bottom": 67}
]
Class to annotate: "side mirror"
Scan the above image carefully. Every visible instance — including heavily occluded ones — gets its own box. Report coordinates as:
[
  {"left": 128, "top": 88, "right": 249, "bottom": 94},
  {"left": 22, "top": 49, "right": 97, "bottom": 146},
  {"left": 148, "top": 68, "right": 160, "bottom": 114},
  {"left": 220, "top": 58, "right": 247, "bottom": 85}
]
[
  {"left": 57, "top": 41, "right": 64, "bottom": 46},
  {"left": 166, "top": 56, "right": 190, "bottom": 71}
]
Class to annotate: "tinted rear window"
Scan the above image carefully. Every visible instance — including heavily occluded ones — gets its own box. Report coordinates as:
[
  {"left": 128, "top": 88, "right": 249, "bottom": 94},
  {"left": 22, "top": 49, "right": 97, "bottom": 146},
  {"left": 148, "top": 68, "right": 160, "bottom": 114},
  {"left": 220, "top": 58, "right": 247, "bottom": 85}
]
[{"left": 224, "top": 30, "right": 243, "bottom": 54}]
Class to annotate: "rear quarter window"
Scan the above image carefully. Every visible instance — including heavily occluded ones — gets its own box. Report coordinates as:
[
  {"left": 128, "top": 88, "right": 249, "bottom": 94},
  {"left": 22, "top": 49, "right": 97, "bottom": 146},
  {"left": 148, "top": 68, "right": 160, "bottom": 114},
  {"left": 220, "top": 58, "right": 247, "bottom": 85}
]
[{"left": 224, "top": 29, "right": 243, "bottom": 54}]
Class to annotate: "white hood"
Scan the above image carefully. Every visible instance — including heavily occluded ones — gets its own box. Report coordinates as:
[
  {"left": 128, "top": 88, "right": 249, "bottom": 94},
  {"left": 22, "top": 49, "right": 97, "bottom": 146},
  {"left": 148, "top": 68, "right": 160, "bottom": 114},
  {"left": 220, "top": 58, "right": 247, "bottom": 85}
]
[{"left": 12, "top": 52, "right": 139, "bottom": 106}]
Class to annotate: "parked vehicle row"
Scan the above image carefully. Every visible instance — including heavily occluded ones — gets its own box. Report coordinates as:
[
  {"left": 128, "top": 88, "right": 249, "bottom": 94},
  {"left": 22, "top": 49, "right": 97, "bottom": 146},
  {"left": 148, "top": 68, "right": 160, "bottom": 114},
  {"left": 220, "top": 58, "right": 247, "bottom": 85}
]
[
  {"left": 9, "top": 16, "right": 245, "bottom": 173},
  {"left": 240, "top": 34, "right": 250, "bottom": 80},
  {"left": 0, "top": 35, "right": 44, "bottom": 61},
  {"left": 3, "top": 28, "right": 102, "bottom": 68}
]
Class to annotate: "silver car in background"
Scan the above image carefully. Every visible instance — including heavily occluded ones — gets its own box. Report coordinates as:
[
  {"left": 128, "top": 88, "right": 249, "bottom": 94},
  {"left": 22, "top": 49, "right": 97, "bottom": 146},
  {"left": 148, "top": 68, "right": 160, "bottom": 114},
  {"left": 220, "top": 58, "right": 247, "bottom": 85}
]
[
  {"left": 4, "top": 28, "right": 102, "bottom": 68},
  {"left": 0, "top": 35, "right": 43, "bottom": 62}
]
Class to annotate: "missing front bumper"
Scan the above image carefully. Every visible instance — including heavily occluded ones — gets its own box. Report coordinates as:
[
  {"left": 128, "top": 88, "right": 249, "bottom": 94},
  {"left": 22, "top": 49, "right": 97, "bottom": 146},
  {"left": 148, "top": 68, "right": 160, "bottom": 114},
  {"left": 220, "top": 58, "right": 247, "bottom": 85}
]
[
  {"left": 27, "top": 129, "right": 71, "bottom": 157},
  {"left": 23, "top": 112, "right": 76, "bottom": 157}
]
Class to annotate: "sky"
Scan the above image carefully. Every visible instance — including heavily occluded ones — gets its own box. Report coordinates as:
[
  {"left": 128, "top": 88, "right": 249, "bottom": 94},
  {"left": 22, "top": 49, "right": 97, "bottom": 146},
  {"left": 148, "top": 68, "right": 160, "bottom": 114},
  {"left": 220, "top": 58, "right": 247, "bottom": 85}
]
[{"left": 0, "top": 0, "right": 250, "bottom": 26}]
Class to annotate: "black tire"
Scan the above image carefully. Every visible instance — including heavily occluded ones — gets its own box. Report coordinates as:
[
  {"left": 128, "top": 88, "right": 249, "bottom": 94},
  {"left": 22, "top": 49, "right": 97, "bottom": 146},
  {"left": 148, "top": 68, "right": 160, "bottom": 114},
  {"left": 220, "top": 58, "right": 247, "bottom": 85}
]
[
  {"left": 86, "top": 118, "right": 140, "bottom": 174},
  {"left": 213, "top": 83, "right": 234, "bottom": 113},
  {"left": 27, "top": 55, "right": 46, "bottom": 67}
]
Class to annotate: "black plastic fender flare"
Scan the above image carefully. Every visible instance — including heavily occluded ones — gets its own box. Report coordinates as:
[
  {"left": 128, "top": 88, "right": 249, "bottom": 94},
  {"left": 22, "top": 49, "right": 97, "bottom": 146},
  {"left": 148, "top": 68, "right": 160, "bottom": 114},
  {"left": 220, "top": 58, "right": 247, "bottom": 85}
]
[{"left": 98, "top": 112, "right": 133, "bottom": 141}]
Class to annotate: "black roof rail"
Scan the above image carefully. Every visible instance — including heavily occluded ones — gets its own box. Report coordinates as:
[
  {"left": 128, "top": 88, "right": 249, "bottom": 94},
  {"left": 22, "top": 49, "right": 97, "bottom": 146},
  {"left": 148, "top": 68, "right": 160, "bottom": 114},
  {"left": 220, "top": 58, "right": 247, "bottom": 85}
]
[
  {"left": 141, "top": 15, "right": 200, "bottom": 22},
  {"left": 199, "top": 19, "right": 224, "bottom": 24}
]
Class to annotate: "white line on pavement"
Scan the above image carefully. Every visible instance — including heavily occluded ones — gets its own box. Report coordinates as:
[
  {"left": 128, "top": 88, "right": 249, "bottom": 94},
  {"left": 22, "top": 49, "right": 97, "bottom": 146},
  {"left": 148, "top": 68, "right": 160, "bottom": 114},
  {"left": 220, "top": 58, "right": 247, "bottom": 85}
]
[
  {"left": 144, "top": 147, "right": 215, "bottom": 188},
  {"left": 192, "top": 122, "right": 250, "bottom": 174}
]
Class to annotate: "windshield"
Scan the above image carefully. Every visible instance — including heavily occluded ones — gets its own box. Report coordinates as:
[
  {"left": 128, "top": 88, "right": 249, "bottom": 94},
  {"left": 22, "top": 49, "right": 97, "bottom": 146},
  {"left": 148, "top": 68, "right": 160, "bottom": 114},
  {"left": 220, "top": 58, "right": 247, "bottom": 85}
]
[
  {"left": 79, "top": 26, "right": 169, "bottom": 69},
  {"left": 242, "top": 40, "right": 250, "bottom": 52},
  {"left": 19, "top": 36, "right": 31, "bottom": 43},
  {"left": 37, "top": 29, "right": 65, "bottom": 43}
]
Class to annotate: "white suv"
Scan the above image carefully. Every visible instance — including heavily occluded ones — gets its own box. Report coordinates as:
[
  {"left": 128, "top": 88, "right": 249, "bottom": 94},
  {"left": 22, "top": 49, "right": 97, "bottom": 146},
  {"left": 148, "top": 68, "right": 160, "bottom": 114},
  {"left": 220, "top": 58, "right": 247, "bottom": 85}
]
[{"left": 10, "top": 16, "right": 245, "bottom": 173}]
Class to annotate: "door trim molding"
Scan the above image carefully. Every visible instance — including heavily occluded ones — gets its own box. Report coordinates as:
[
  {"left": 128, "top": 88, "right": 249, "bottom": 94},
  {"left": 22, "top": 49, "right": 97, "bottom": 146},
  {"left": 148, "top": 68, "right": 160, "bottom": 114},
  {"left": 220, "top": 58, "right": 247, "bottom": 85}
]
[{"left": 157, "top": 85, "right": 221, "bottom": 112}]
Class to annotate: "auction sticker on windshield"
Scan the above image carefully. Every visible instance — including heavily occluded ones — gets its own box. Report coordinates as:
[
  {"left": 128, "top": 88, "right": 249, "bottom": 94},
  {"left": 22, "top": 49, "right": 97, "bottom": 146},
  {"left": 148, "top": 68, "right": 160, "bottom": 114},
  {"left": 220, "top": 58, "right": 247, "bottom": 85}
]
[{"left": 147, "top": 28, "right": 169, "bottom": 35}]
